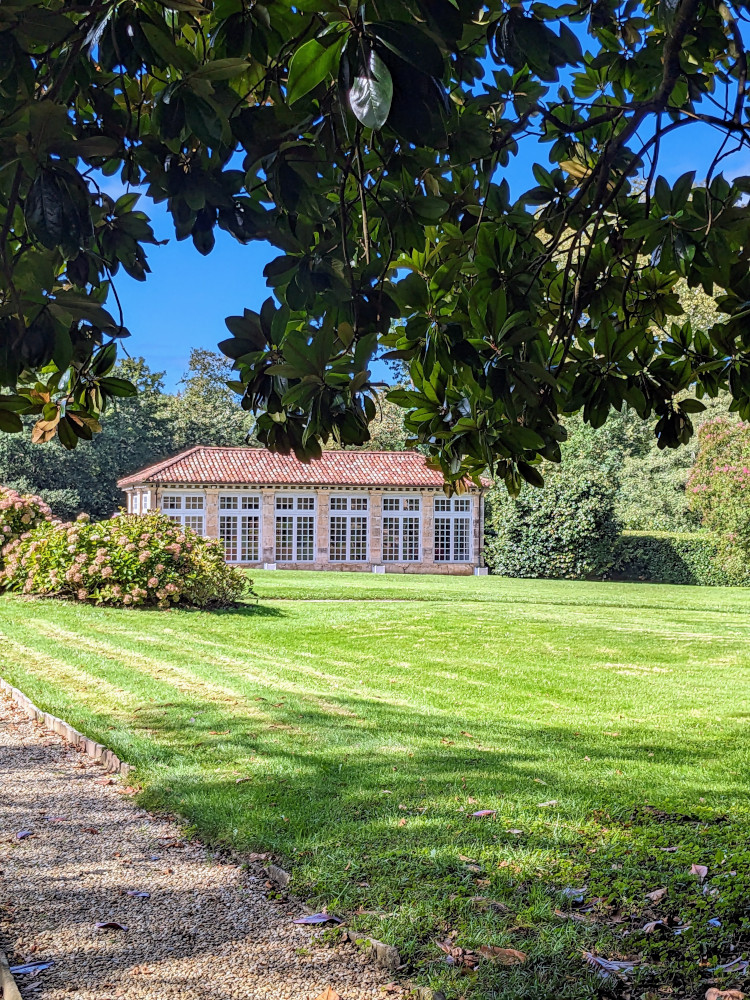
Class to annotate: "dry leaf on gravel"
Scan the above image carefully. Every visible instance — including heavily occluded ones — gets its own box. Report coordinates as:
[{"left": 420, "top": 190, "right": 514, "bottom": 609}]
[
  {"left": 478, "top": 946, "right": 527, "bottom": 965},
  {"left": 126, "top": 890, "right": 150, "bottom": 899},
  {"left": 293, "top": 912, "right": 343, "bottom": 925},
  {"left": 645, "top": 887, "right": 667, "bottom": 903},
  {"left": 16, "top": 829, "right": 33, "bottom": 839},
  {"left": 95, "top": 921, "right": 128, "bottom": 931},
  {"left": 9, "top": 961, "right": 54, "bottom": 974},
  {"left": 691, "top": 864, "right": 709, "bottom": 882},
  {"left": 705, "top": 990, "right": 746, "bottom": 1000},
  {"left": 313, "top": 989, "right": 342, "bottom": 1000}
]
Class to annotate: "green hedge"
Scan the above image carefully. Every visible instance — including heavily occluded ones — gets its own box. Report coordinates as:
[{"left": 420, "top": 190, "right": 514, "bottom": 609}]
[{"left": 611, "top": 531, "right": 745, "bottom": 587}]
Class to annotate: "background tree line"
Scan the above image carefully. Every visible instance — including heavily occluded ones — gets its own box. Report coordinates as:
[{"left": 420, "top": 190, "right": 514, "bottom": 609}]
[{"left": 0, "top": 350, "right": 407, "bottom": 520}]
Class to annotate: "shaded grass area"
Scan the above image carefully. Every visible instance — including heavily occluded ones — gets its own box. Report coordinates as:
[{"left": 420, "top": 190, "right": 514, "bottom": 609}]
[{"left": 1, "top": 572, "right": 749, "bottom": 999}]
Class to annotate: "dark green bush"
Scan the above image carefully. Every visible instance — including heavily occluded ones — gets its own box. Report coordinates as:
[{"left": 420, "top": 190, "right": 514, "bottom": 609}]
[
  {"left": 611, "top": 531, "right": 744, "bottom": 586},
  {"left": 485, "top": 470, "right": 620, "bottom": 579}
]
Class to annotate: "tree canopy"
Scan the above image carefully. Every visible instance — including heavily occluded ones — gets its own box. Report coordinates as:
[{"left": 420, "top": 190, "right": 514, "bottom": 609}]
[{"left": 3, "top": 0, "right": 750, "bottom": 489}]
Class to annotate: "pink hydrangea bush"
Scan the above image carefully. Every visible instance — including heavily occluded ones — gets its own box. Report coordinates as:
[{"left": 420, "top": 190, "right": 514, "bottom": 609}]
[
  {"left": 0, "top": 486, "right": 53, "bottom": 567},
  {"left": 2, "top": 511, "right": 248, "bottom": 609}
]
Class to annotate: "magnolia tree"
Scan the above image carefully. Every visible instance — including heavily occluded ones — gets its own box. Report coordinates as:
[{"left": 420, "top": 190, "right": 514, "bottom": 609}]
[{"left": 3, "top": 1, "right": 750, "bottom": 490}]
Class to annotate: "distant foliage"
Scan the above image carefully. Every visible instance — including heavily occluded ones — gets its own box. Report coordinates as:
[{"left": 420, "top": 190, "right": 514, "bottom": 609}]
[
  {"left": 0, "top": 486, "right": 52, "bottom": 565},
  {"left": 612, "top": 531, "right": 737, "bottom": 587},
  {"left": 485, "top": 468, "right": 619, "bottom": 579},
  {"left": 686, "top": 417, "right": 750, "bottom": 582},
  {"left": 2, "top": 512, "right": 248, "bottom": 609}
]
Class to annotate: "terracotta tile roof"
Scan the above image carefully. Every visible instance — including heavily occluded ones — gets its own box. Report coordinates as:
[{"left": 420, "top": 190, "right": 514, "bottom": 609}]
[{"left": 118, "top": 447, "right": 490, "bottom": 490}]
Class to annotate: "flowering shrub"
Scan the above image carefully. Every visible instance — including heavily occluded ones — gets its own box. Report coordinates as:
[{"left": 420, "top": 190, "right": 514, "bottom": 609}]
[
  {"left": 687, "top": 417, "right": 750, "bottom": 582},
  {"left": 2, "top": 511, "right": 248, "bottom": 609},
  {"left": 0, "top": 486, "right": 53, "bottom": 567}
]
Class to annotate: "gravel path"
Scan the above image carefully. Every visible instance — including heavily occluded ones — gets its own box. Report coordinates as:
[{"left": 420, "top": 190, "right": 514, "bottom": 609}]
[{"left": 0, "top": 696, "right": 387, "bottom": 1000}]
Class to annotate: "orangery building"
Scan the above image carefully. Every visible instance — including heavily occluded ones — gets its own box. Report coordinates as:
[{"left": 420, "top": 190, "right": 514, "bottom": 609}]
[{"left": 118, "top": 447, "right": 488, "bottom": 575}]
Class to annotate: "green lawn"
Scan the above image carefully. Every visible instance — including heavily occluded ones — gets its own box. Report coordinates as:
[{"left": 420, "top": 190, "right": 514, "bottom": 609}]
[{"left": 1, "top": 572, "right": 750, "bottom": 999}]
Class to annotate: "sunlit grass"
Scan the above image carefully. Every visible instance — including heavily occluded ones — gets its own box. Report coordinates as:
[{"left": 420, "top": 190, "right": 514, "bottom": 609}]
[{"left": 1, "top": 572, "right": 749, "bottom": 999}]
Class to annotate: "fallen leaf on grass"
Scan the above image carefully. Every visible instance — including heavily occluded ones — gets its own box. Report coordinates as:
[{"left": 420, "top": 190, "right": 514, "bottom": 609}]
[
  {"left": 478, "top": 946, "right": 527, "bottom": 965},
  {"left": 561, "top": 887, "right": 587, "bottom": 903},
  {"left": 436, "top": 939, "right": 479, "bottom": 969},
  {"left": 659, "top": 846, "right": 678, "bottom": 852},
  {"left": 706, "top": 990, "right": 746, "bottom": 1000},
  {"left": 583, "top": 952, "right": 637, "bottom": 980},
  {"left": 95, "top": 921, "right": 128, "bottom": 931},
  {"left": 398, "top": 818, "right": 407, "bottom": 827},
  {"left": 711, "top": 960, "right": 749, "bottom": 974},
  {"left": 537, "top": 800, "right": 558, "bottom": 808},
  {"left": 508, "top": 829, "right": 523, "bottom": 835},
  {"left": 235, "top": 777, "right": 252, "bottom": 784},
  {"left": 9, "top": 961, "right": 54, "bottom": 974},
  {"left": 470, "top": 810, "right": 496, "bottom": 818},
  {"left": 691, "top": 863, "right": 709, "bottom": 882},
  {"left": 642, "top": 920, "right": 669, "bottom": 933},
  {"left": 555, "top": 909, "right": 591, "bottom": 923},
  {"left": 313, "top": 989, "right": 342, "bottom": 1000},
  {"left": 209, "top": 730, "right": 231, "bottom": 736},
  {"left": 293, "top": 912, "right": 343, "bottom": 925},
  {"left": 645, "top": 887, "right": 667, "bottom": 903}
]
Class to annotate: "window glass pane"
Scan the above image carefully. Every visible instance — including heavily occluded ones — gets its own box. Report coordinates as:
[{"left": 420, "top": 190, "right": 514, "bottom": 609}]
[
  {"left": 296, "top": 515, "right": 315, "bottom": 561},
  {"left": 402, "top": 516, "right": 420, "bottom": 560},
  {"left": 454, "top": 497, "right": 471, "bottom": 512},
  {"left": 276, "top": 496, "right": 294, "bottom": 510},
  {"left": 241, "top": 515, "right": 260, "bottom": 561},
  {"left": 141, "top": 494, "right": 150, "bottom": 511},
  {"left": 453, "top": 517, "right": 470, "bottom": 561},
  {"left": 350, "top": 497, "right": 368, "bottom": 510},
  {"left": 184, "top": 495, "right": 204, "bottom": 510},
  {"left": 434, "top": 517, "right": 451, "bottom": 562},
  {"left": 241, "top": 495, "right": 260, "bottom": 510},
  {"left": 434, "top": 497, "right": 450, "bottom": 512},
  {"left": 383, "top": 497, "right": 400, "bottom": 511},
  {"left": 383, "top": 516, "right": 400, "bottom": 561},
  {"left": 330, "top": 515, "right": 347, "bottom": 561},
  {"left": 330, "top": 496, "right": 347, "bottom": 511},
  {"left": 162, "top": 495, "right": 181, "bottom": 509},
  {"left": 297, "top": 496, "right": 315, "bottom": 511},
  {"left": 219, "top": 515, "right": 238, "bottom": 560},
  {"left": 220, "top": 495, "right": 238, "bottom": 510},
  {"left": 404, "top": 497, "right": 420, "bottom": 512},
  {"left": 132, "top": 494, "right": 140, "bottom": 514},
  {"left": 275, "top": 515, "right": 293, "bottom": 560},
  {"left": 350, "top": 516, "right": 367, "bottom": 561},
  {"left": 164, "top": 513, "right": 181, "bottom": 524},
  {"left": 183, "top": 515, "right": 204, "bottom": 533}
]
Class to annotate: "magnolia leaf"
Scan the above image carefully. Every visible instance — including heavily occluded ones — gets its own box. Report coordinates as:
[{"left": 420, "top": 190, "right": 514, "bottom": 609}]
[
  {"left": 479, "top": 946, "right": 527, "bottom": 965},
  {"left": 287, "top": 38, "right": 343, "bottom": 105},
  {"left": 691, "top": 863, "right": 708, "bottom": 882},
  {"left": 349, "top": 48, "right": 393, "bottom": 129}
]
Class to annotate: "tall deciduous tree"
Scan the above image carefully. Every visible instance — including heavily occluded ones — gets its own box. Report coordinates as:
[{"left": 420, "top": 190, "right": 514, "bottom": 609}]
[{"left": 3, "top": 1, "right": 750, "bottom": 490}]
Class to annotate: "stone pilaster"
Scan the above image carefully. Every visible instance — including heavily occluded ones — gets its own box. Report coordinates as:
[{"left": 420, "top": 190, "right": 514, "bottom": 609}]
[
  {"left": 420, "top": 490, "right": 435, "bottom": 567},
  {"left": 261, "top": 489, "right": 275, "bottom": 562},
  {"left": 369, "top": 491, "right": 382, "bottom": 564},
  {"left": 316, "top": 490, "right": 329, "bottom": 563},
  {"left": 204, "top": 489, "right": 219, "bottom": 539}
]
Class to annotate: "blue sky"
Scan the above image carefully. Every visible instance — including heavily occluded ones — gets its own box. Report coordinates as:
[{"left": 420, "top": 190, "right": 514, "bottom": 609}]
[{"left": 114, "top": 120, "right": 748, "bottom": 392}]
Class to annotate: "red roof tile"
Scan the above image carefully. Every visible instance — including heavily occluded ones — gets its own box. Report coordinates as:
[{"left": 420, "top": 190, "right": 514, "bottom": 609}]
[{"left": 118, "top": 447, "right": 490, "bottom": 490}]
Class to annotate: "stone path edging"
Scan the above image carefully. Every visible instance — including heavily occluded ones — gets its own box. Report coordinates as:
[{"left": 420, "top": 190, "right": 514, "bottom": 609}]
[
  {"left": 0, "top": 946, "right": 22, "bottom": 1000},
  {"left": 0, "top": 678, "right": 133, "bottom": 777}
]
